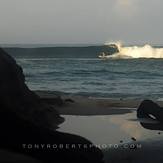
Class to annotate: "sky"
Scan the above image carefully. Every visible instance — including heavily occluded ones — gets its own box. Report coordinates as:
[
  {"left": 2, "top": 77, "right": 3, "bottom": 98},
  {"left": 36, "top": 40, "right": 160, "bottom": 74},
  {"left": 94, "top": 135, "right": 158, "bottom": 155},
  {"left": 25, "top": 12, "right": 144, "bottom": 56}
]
[{"left": 0, "top": 0, "right": 163, "bottom": 45}]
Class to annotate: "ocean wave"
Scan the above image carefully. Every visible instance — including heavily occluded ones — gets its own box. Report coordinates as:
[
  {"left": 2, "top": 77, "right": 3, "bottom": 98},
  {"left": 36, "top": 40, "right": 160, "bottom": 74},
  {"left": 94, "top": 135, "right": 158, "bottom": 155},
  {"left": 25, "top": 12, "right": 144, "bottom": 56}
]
[
  {"left": 17, "top": 58, "right": 101, "bottom": 61},
  {"left": 105, "top": 42, "right": 163, "bottom": 59},
  {"left": 82, "top": 81, "right": 107, "bottom": 86}
]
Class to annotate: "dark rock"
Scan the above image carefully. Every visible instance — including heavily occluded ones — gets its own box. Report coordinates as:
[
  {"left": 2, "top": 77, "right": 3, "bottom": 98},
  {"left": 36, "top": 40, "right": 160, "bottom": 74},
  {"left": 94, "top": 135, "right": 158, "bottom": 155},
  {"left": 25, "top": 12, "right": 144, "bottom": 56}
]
[
  {"left": 131, "top": 137, "right": 136, "bottom": 141},
  {"left": 120, "top": 140, "right": 123, "bottom": 143},
  {"left": 0, "top": 48, "right": 104, "bottom": 163},
  {"left": 137, "top": 100, "right": 163, "bottom": 122},
  {"left": 0, "top": 48, "right": 64, "bottom": 129},
  {"left": 65, "top": 98, "right": 75, "bottom": 103},
  {"left": 41, "top": 96, "right": 64, "bottom": 106},
  {"left": 0, "top": 108, "right": 103, "bottom": 163},
  {"left": 137, "top": 100, "right": 163, "bottom": 131}
]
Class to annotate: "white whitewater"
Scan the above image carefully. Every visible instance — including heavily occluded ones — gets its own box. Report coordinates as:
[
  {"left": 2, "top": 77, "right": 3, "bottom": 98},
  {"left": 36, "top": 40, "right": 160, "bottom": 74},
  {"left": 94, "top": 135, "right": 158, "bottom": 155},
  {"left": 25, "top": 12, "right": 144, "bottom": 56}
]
[{"left": 105, "top": 42, "right": 163, "bottom": 59}]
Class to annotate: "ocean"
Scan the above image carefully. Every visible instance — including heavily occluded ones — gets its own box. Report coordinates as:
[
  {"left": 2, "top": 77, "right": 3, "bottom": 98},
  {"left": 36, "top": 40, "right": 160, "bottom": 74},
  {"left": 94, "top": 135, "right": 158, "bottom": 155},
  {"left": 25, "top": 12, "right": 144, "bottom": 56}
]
[{"left": 4, "top": 43, "right": 163, "bottom": 100}]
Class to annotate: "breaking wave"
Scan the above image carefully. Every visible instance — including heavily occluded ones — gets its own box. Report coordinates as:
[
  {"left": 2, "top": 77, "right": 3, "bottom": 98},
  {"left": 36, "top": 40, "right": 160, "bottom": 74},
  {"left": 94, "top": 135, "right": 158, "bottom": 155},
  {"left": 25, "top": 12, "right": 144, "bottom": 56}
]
[{"left": 106, "top": 42, "right": 163, "bottom": 59}]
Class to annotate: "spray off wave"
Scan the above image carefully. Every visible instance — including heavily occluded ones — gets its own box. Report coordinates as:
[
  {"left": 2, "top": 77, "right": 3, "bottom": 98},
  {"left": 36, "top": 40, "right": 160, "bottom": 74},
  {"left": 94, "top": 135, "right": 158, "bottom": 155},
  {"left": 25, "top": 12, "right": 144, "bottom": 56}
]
[{"left": 106, "top": 42, "right": 163, "bottom": 59}]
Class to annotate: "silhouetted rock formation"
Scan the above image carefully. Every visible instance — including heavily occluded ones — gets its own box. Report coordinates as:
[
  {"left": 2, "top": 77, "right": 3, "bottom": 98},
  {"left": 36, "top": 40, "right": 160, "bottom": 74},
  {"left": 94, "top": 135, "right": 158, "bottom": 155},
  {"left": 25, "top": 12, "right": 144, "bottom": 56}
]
[
  {"left": 0, "top": 48, "right": 104, "bottom": 162},
  {"left": 137, "top": 100, "right": 163, "bottom": 121},
  {"left": 0, "top": 48, "right": 64, "bottom": 129},
  {"left": 137, "top": 100, "right": 163, "bottom": 130}
]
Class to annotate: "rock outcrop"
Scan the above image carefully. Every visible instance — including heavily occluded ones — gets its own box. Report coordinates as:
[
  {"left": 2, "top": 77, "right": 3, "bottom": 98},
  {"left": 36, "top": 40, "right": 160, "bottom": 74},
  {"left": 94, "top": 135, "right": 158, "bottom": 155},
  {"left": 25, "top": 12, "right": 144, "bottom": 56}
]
[
  {"left": 0, "top": 48, "right": 103, "bottom": 163},
  {"left": 137, "top": 100, "right": 163, "bottom": 122},
  {"left": 0, "top": 48, "right": 64, "bottom": 129},
  {"left": 137, "top": 100, "right": 163, "bottom": 131}
]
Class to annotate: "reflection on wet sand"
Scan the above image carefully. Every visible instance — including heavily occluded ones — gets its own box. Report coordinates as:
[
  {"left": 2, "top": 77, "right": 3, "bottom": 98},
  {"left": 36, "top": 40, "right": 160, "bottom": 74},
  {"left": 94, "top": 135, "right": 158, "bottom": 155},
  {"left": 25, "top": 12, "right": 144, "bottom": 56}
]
[
  {"left": 59, "top": 100, "right": 163, "bottom": 163},
  {"left": 104, "top": 100, "right": 163, "bottom": 163}
]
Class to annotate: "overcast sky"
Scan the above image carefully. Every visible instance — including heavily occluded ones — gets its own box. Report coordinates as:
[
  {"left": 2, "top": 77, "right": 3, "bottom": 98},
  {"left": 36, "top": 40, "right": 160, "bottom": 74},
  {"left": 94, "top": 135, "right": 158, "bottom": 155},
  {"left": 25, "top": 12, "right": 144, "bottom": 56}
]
[{"left": 0, "top": 0, "right": 162, "bottom": 45}]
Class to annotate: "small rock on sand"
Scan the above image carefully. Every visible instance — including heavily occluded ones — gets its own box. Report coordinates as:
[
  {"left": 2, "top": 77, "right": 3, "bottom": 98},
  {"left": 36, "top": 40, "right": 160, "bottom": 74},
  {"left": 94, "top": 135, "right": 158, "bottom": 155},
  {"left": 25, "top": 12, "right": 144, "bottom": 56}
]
[{"left": 131, "top": 137, "right": 137, "bottom": 141}]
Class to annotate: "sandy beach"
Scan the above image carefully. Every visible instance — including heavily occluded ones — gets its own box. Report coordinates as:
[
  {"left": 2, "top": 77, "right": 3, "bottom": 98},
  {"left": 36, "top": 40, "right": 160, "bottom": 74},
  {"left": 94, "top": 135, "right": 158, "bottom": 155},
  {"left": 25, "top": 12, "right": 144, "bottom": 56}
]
[
  {"left": 36, "top": 90, "right": 163, "bottom": 115},
  {"left": 36, "top": 90, "right": 163, "bottom": 163}
]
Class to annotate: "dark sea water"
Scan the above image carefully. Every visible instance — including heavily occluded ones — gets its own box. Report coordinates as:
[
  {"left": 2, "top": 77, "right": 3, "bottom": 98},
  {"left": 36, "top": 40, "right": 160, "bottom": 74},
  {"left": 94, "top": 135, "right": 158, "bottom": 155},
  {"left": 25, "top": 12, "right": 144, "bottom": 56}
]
[{"left": 4, "top": 44, "right": 163, "bottom": 100}]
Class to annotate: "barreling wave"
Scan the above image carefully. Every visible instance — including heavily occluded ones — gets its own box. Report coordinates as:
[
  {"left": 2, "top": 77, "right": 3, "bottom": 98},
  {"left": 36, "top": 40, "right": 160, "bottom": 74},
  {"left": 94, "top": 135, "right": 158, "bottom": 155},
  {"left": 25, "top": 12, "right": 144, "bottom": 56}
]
[{"left": 106, "top": 42, "right": 163, "bottom": 59}]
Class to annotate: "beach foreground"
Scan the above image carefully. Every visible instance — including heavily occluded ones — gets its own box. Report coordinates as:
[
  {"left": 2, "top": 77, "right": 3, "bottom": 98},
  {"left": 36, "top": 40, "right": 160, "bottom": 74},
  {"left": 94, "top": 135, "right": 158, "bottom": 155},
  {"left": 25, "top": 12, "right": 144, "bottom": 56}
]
[
  {"left": 36, "top": 91, "right": 163, "bottom": 163},
  {"left": 36, "top": 90, "right": 163, "bottom": 115}
]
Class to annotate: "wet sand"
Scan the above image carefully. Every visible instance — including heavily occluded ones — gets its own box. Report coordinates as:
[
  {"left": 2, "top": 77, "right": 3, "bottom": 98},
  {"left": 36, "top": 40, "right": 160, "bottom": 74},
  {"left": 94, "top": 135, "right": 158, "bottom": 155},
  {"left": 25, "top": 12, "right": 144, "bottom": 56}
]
[
  {"left": 58, "top": 113, "right": 163, "bottom": 163},
  {"left": 55, "top": 96, "right": 135, "bottom": 115},
  {"left": 36, "top": 91, "right": 163, "bottom": 163},
  {"left": 36, "top": 90, "right": 163, "bottom": 116}
]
